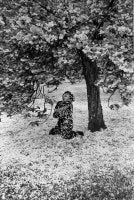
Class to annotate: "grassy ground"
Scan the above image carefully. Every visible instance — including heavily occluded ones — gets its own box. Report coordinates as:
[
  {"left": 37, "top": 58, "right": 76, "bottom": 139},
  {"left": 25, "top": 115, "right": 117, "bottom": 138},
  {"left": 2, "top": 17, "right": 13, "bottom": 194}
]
[{"left": 0, "top": 80, "right": 134, "bottom": 199}]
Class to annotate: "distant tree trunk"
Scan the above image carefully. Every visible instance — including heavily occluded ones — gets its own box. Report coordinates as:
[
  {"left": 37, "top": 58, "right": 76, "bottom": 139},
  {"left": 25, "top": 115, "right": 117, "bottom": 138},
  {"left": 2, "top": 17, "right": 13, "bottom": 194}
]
[{"left": 79, "top": 50, "right": 107, "bottom": 132}]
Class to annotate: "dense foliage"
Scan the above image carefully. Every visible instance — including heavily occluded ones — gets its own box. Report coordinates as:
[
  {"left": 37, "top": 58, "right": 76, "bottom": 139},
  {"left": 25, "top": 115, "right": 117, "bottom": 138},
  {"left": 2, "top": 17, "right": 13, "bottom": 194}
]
[{"left": 0, "top": 0, "right": 133, "bottom": 116}]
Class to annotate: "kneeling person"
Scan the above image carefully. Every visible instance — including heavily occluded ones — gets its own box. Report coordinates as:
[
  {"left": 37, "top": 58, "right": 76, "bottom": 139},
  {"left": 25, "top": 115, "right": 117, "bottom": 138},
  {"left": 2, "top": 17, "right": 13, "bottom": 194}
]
[{"left": 49, "top": 91, "right": 83, "bottom": 139}]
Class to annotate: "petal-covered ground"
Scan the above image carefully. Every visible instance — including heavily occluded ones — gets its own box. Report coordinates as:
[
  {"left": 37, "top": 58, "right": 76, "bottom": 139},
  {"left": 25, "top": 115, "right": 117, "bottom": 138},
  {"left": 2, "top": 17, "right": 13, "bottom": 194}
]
[{"left": 0, "top": 81, "right": 134, "bottom": 199}]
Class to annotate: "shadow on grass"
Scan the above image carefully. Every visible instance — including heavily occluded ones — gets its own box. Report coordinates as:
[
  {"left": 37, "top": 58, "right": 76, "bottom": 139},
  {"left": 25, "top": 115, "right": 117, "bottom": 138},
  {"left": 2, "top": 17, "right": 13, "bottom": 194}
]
[{"left": 0, "top": 165, "right": 133, "bottom": 200}]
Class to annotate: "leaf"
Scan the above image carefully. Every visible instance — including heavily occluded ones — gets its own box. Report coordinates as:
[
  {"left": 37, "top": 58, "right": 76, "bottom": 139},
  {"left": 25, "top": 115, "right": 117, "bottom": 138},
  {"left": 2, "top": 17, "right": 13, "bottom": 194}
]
[
  {"left": 0, "top": 0, "right": 133, "bottom": 116},
  {"left": 47, "top": 21, "right": 55, "bottom": 28},
  {"left": 0, "top": 16, "right": 5, "bottom": 25}
]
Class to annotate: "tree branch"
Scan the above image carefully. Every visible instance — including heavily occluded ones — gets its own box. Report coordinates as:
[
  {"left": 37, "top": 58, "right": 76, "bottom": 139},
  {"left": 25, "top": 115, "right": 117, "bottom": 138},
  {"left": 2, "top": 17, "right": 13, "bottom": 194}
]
[
  {"left": 92, "top": 0, "right": 116, "bottom": 41},
  {"left": 33, "top": 0, "right": 58, "bottom": 18},
  {"left": 108, "top": 86, "right": 118, "bottom": 108}
]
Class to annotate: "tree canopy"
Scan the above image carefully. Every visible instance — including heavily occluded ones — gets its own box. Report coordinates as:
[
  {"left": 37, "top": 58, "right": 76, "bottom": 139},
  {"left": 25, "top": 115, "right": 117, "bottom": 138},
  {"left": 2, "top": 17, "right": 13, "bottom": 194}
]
[{"left": 0, "top": 0, "right": 133, "bottom": 116}]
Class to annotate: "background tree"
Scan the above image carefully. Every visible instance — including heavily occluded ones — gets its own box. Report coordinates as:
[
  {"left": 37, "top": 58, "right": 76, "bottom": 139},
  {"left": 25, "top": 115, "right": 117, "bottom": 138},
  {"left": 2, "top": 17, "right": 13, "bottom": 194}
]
[{"left": 0, "top": 0, "right": 133, "bottom": 131}]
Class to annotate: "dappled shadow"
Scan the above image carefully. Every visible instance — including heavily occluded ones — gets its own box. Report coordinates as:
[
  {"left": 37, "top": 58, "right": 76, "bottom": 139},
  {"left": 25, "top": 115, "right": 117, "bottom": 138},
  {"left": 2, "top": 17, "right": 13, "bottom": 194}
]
[{"left": 0, "top": 165, "right": 133, "bottom": 200}]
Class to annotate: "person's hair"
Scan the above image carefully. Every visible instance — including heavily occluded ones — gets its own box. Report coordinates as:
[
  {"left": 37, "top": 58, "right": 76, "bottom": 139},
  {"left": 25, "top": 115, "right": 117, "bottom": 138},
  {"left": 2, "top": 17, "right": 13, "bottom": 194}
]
[{"left": 62, "top": 91, "right": 75, "bottom": 102}]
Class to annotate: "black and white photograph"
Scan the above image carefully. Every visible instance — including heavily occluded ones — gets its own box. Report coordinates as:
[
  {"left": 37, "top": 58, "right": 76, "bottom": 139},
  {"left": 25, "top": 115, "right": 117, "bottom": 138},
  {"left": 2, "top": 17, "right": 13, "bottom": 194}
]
[{"left": 0, "top": 0, "right": 133, "bottom": 199}]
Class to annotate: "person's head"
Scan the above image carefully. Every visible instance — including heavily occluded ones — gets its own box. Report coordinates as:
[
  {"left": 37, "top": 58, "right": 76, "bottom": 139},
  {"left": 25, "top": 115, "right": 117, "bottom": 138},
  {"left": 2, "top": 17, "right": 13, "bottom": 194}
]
[{"left": 62, "top": 91, "right": 75, "bottom": 102}]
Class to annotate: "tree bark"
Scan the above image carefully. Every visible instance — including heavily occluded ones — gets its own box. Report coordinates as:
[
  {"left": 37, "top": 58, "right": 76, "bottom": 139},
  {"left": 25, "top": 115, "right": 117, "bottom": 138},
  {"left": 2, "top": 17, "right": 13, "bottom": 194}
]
[{"left": 79, "top": 50, "right": 107, "bottom": 132}]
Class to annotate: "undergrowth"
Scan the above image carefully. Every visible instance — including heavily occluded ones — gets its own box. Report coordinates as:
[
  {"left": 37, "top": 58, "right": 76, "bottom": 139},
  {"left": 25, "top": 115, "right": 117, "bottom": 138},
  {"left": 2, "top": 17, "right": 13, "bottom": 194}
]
[{"left": 0, "top": 165, "right": 133, "bottom": 200}]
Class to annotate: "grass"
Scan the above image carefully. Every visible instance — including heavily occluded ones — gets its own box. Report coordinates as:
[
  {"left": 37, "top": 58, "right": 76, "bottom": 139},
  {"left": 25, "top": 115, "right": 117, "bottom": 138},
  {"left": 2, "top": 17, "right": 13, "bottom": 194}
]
[
  {"left": 0, "top": 80, "right": 134, "bottom": 199},
  {"left": 0, "top": 165, "right": 133, "bottom": 200}
]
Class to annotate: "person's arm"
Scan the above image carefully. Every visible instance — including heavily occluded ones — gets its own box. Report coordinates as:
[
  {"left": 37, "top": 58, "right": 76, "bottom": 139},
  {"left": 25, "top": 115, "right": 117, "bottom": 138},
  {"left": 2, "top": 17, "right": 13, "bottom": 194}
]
[
  {"left": 63, "top": 103, "right": 73, "bottom": 118},
  {"left": 53, "top": 101, "right": 66, "bottom": 118}
]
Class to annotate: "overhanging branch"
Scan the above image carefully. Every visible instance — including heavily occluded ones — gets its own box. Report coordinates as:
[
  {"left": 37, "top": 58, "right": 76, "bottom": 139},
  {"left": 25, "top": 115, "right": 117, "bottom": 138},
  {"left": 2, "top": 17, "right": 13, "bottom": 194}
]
[{"left": 92, "top": 0, "right": 116, "bottom": 41}]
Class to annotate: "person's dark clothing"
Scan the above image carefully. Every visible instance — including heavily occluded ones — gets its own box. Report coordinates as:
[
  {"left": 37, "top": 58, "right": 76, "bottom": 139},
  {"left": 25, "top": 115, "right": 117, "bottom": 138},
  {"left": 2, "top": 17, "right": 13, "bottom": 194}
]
[{"left": 49, "top": 101, "right": 76, "bottom": 139}]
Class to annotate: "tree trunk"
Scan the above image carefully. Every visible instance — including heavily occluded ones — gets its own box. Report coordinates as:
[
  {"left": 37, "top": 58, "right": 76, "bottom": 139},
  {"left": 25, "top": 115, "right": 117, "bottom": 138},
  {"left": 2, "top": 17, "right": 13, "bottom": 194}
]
[{"left": 79, "top": 50, "right": 107, "bottom": 132}]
